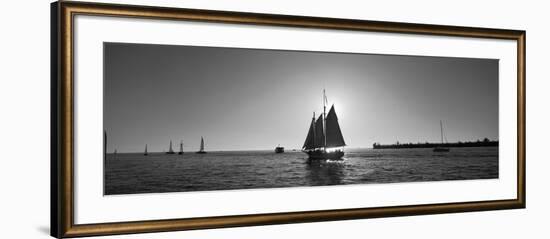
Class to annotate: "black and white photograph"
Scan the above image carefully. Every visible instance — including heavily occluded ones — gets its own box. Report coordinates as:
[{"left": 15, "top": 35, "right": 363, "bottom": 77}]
[
  {"left": 103, "top": 43, "right": 499, "bottom": 195},
  {"left": 3, "top": 0, "right": 540, "bottom": 238}
]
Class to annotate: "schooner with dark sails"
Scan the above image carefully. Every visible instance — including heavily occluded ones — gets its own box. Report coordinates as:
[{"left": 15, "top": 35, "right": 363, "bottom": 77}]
[{"left": 302, "top": 90, "right": 346, "bottom": 160}]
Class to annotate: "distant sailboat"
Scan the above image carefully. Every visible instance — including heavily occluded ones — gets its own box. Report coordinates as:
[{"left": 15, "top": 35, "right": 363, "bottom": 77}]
[
  {"left": 166, "top": 140, "right": 175, "bottom": 154},
  {"left": 302, "top": 89, "right": 346, "bottom": 160},
  {"left": 433, "top": 120, "right": 450, "bottom": 152},
  {"left": 178, "top": 140, "right": 184, "bottom": 155},
  {"left": 104, "top": 130, "right": 107, "bottom": 161},
  {"left": 196, "top": 137, "right": 207, "bottom": 154},
  {"left": 144, "top": 144, "right": 148, "bottom": 156}
]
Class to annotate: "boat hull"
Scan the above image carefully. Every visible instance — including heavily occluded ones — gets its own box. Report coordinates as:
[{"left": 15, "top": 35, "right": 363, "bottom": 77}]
[
  {"left": 306, "top": 150, "right": 344, "bottom": 160},
  {"left": 275, "top": 147, "right": 284, "bottom": 153},
  {"left": 433, "top": 147, "right": 450, "bottom": 152},
  {"left": 195, "top": 151, "right": 207, "bottom": 154}
]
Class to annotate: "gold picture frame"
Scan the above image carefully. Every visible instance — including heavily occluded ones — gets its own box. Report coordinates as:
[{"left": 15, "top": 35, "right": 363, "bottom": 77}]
[{"left": 51, "top": 1, "right": 526, "bottom": 238}]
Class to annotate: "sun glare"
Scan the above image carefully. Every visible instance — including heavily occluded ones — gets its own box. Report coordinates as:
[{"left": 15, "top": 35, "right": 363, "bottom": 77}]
[{"left": 325, "top": 147, "right": 344, "bottom": 153}]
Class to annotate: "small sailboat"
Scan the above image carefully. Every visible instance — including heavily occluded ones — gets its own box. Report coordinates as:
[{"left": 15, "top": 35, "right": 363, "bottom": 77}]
[
  {"left": 302, "top": 89, "right": 346, "bottom": 160},
  {"left": 196, "top": 137, "right": 207, "bottom": 154},
  {"left": 178, "top": 140, "right": 184, "bottom": 155},
  {"left": 275, "top": 144, "right": 284, "bottom": 153},
  {"left": 144, "top": 144, "right": 148, "bottom": 156},
  {"left": 433, "top": 120, "right": 450, "bottom": 152},
  {"left": 104, "top": 130, "right": 107, "bottom": 161},
  {"left": 166, "top": 140, "right": 175, "bottom": 154}
]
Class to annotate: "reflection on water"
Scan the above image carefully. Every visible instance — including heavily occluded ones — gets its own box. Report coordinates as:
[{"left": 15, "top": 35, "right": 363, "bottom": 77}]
[
  {"left": 105, "top": 147, "right": 498, "bottom": 195},
  {"left": 305, "top": 160, "right": 346, "bottom": 186}
]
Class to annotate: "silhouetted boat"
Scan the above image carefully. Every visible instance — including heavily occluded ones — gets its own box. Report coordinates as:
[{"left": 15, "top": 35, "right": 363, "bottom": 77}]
[
  {"left": 166, "top": 140, "right": 175, "bottom": 154},
  {"left": 178, "top": 140, "right": 184, "bottom": 155},
  {"left": 275, "top": 145, "right": 284, "bottom": 153},
  {"left": 104, "top": 130, "right": 107, "bottom": 161},
  {"left": 302, "top": 89, "right": 346, "bottom": 160},
  {"left": 196, "top": 137, "right": 207, "bottom": 154},
  {"left": 144, "top": 144, "right": 148, "bottom": 156},
  {"left": 434, "top": 120, "right": 450, "bottom": 152}
]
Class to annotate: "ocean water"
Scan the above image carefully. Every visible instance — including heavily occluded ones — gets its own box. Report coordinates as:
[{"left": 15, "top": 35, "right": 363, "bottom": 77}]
[{"left": 104, "top": 147, "right": 498, "bottom": 195}]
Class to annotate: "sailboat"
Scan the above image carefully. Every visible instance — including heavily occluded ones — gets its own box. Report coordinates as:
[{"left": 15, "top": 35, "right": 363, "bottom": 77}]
[
  {"left": 196, "top": 137, "right": 207, "bottom": 154},
  {"left": 178, "top": 140, "right": 184, "bottom": 155},
  {"left": 433, "top": 120, "right": 450, "bottom": 152},
  {"left": 144, "top": 144, "right": 148, "bottom": 156},
  {"left": 166, "top": 140, "right": 175, "bottom": 154},
  {"left": 302, "top": 89, "right": 346, "bottom": 160},
  {"left": 104, "top": 130, "right": 107, "bottom": 161}
]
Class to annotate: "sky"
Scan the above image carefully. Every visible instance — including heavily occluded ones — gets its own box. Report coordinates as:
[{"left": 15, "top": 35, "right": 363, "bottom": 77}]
[{"left": 104, "top": 42, "right": 498, "bottom": 152}]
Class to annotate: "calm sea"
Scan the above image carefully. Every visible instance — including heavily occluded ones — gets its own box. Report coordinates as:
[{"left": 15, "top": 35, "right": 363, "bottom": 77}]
[{"left": 104, "top": 147, "right": 498, "bottom": 195}]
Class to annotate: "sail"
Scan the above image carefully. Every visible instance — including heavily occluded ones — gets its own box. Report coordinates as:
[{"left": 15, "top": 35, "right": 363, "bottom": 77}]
[
  {"left": 325, "top": 105, "right": 346, "bottom": 147},
  {"left": 302, "top": 118, "right": 316, "bottom": 150},
  {"left": 200, "top": 137, "right": 204, "bottom": 151},
  {"left": 169, "top": 140, "right": 173, "bottom": 152},
  {"left": 314, "top": 115, "right": 325, "bottom": 148}
]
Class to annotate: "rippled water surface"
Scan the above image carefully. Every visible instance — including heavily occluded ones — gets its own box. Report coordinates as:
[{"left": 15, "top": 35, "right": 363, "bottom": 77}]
[{"left": 104, "top": 147, "right": 498, "bottom": 195}]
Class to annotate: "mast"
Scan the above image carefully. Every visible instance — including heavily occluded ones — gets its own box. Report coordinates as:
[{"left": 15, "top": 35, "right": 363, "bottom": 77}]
[
  {"left": 104, "top": 130, "right": 107, "bottom": 160},
  {"left": 323, "top": 89, "right": 327, "bottom": 149},
  {"left": 312, "top": 112, "right": 316, "bottom": 148},
  {"left": 200, "top": 137, "right": 204, "bottom": 151},
  {"left": 440, "top": 120, "right": 444, "bottom": 144},
  {"left": 169, "top": 140, "right": 173, "bottom": 153},
  {"left": 180, "top": 140, "right": 183, "bottom": 153},
  {"left": 145, "top": 144, "right": 148, "bottom": 154}
]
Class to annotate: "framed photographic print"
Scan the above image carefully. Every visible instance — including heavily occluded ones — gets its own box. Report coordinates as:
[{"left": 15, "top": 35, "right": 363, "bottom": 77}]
[{"left": 51, "top": 1, "right": 526, "bottom": 238}]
